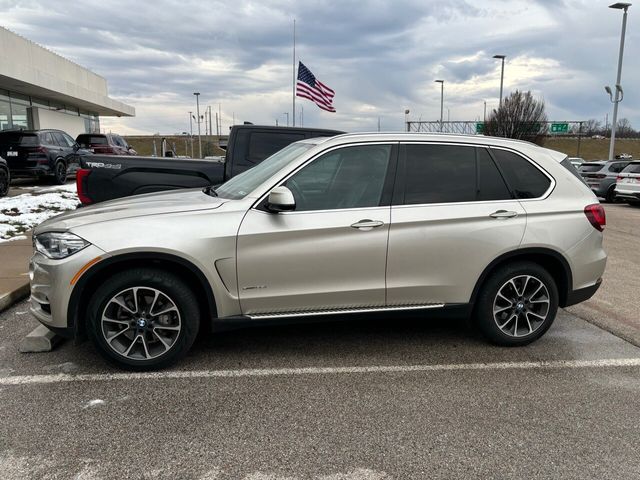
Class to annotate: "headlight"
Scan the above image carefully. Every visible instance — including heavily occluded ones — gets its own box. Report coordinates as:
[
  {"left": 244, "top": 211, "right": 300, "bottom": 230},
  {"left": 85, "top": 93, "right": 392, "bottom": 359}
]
[{"left": 35, "top": 232, "right": 90, "bottom": 259}]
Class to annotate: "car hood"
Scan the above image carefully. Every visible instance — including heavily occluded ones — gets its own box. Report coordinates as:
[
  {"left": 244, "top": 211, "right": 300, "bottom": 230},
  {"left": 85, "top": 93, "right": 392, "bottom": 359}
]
[{"left": 36, "top": 188, "right": 227, "bottom": 233}]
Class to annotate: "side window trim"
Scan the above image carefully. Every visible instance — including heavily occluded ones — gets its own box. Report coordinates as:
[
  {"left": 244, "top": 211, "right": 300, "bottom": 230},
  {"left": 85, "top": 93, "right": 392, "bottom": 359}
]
[
  {"left": 253, "top": 142, "right": 399, "bottom": 213},
  {"left": 484, "top": 147, "right": 517, "bottom": 200}
]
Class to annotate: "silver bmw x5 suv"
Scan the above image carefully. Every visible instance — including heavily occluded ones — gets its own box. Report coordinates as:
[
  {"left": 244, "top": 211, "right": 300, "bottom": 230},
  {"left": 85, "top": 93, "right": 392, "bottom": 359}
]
[{"left": 30, "top": 133, "right": 607, "bottom": 369}]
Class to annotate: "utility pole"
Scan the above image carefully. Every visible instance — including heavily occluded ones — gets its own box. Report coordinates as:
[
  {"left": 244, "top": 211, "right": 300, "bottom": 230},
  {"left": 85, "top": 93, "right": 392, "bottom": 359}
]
[
  {"left": 606, "top": 2, "right": 631, "bottom": 160},
  {"left": 194, "top": 92, "right": 202, "bottom": 158},
  {"left": 493, "top": 55, "right": 506, "bottom": 107},
  {"left": 434, "top": 80, "right": 444, "bottom": 132},
  {"left": 208, "top": 106, "right": 213, "bottom": 137}
]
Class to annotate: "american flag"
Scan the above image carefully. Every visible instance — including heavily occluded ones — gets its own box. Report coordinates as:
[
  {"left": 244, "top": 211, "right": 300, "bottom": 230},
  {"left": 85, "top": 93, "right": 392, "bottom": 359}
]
[{"left": 296, "top": 62, "right": 336, "bottom": 112}]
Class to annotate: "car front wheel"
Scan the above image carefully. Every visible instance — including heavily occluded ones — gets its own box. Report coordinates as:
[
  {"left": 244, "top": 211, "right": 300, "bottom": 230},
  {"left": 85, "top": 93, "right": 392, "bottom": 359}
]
[
  {"left": 87, "top": 268, "right": 200, "bottom": 370},
  {"left": 475, "top": 262, "right": 559, "bottom": 346}
]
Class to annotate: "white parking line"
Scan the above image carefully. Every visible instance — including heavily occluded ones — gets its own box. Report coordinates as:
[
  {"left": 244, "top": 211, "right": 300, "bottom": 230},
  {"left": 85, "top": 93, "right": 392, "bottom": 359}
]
[{"left": 1, "top": 358, "right": 640, "bottom": 386}]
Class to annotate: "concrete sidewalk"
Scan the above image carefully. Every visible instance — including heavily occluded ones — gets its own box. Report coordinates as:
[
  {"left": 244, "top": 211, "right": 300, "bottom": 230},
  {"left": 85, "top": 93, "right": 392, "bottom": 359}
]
[{"left": 0, "top": 232, "right": 32, "bottom": 312}]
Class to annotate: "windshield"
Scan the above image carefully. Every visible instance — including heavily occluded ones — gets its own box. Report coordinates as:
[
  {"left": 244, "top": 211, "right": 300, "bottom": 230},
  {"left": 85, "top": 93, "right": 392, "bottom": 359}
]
[{"left": 214, "top": 142, "right": 316, "bottom": 199}]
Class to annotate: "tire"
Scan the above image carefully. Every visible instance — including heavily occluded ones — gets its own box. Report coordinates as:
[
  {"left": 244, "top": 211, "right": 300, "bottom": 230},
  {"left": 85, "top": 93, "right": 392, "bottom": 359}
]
[
  {"left": 628, "top": 201, "right": 640, "bottom": 207},
  {"left": 87, "top": 268, "right": 201, "bottom": 370},
  {"left": 0, "top": 167, "right": 9, "bottom": 197},
  {"left": 605, "top": 185, "right": 617, "bottom": 203},
  {"left": 474, "top": 261, "right": 559, "bottom": 346},
  {"left": 52, "top": 160, "right": 67, "bottom": 185}
]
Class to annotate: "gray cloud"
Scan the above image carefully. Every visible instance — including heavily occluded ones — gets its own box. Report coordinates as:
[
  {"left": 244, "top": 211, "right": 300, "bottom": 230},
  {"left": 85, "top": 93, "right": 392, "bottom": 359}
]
[{"left": 0, "top": 0, "right": 637, "bottom": 134}]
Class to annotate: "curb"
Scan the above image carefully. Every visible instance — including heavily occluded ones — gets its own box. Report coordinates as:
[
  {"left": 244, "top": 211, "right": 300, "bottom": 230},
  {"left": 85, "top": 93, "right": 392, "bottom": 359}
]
[{"left": 0, "top": 281, "right": 30, "bottom": 314}]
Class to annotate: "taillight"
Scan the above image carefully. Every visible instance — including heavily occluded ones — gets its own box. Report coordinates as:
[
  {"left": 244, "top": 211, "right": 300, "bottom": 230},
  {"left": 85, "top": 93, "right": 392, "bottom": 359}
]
[
  {"left": 76, "top": 168, "right": 92, "bottom": 205},
  {"left": 595, "top": 174, "right": 607, "bottom": 179},
  {"left": 27, "top": 146, "right": 47, "bottom": 156},
  {"left": 616, "top": 176, "right": 623, "bottom": 182},
  {"left": 584, "top": 204, "right": 606, "bottom": 232}
]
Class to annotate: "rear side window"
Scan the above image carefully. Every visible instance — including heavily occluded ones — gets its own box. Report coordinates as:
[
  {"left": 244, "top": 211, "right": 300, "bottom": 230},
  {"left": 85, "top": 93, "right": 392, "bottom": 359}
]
[
  {"left": 609, "top": 162, "right": 628, "bottom": 173},
  {"left": 39, "top": 132, "right": 55, "bottom": 145},
  {"left": 402, "top": 144, "right": 477, "bottom": 204},
  {"left": 622, "top": 163, "right": 640, "bottom": 174},
  {"left": 52, "top": 132, "right": 73, "bottom": 147},
  {"left": 0, "top": 132, "right": 38, "bottom": 146},
  {"left": 491, "top": 149, "right": 551, "bottom": 199},
  {"left": 248, "top": 132, "right": 305, "bottom": 163}
]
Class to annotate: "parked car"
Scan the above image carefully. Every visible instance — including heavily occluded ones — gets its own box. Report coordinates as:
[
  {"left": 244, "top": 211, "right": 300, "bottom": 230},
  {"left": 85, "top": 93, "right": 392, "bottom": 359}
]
[
  {"left": 614, "top": 161, "right": 640, "bottom": 206},
  {"left": 0, "top": 156, "right": 9, "bottom": 197},
  {"left": 616, "top": 153, "right": 633, "bottom": 160},
  {"left": 0, "top": 129, "right": 87, "bottom": 184},
  {"left": 77, "top": 125, "right": 344, "bottom": 205},
  {"left": 76, "top": 133, "right": 137, "bottom": 156},
  {"left": 568, "top": 157, "right": 584, "bottom": 168},
  {"left": 578, "top": 160, "right": 631, "bottom": 202},
  {"left": 31, "top": 133, "right": 606, "bottom": 370}
]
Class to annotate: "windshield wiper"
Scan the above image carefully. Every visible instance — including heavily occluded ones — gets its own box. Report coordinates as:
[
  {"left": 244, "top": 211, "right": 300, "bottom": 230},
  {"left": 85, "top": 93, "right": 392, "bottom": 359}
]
[{"left": 204, "top": 186, "right": 218, "bottom": 197}]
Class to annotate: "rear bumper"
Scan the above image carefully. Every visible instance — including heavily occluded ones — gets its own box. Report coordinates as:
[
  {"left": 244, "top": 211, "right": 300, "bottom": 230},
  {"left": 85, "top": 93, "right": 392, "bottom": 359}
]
[
  {"left": 10, "top": 166, "right": 53, "bottom": 178},
  {"left": 564, "top": 278, "right": 601, "bottom": 307},
  {"left": 614, "top": 187, "right": 640, "bottom": 201}
]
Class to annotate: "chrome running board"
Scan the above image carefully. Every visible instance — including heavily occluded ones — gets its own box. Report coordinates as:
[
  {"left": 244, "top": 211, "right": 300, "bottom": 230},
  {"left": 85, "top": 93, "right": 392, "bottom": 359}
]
[{"left": 247, "top": 304, "right": 445, "bottom": 320}]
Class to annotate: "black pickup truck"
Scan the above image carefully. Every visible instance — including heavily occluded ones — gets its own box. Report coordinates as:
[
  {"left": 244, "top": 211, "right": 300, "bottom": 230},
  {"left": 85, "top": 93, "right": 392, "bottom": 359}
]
[{"left": 77, "top": 125, "right": 343, "bottom": 205}]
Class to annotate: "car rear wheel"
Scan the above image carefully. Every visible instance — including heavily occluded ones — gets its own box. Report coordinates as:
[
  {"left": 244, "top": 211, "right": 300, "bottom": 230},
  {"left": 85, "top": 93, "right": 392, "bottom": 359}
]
[
  {"left": 475, "top": 261, "right": 558, "bottom": 346},
  {"left": 605, "top": 185, "right": 617, "bottom": 203},
  {"left": 0, "top": 168, "right": 9, "bottom": 197},
  {"left": 52, "top": 160, "right": 67, "bottom": 185},
  {"left": 87, "top": 268, "right": 200, "bottom": 370}
]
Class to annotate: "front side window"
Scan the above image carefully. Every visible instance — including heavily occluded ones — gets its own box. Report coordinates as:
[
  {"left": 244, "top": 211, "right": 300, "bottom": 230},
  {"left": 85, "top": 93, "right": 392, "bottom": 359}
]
[
  {"left": 285, "top": 144, "right": 392, "bottom": 211},
  {"left": 491, "top": 149, "right": 551, "bottom": 199},
  {"left": 215, "top": 142, "right": 316, "bottom": 200}
]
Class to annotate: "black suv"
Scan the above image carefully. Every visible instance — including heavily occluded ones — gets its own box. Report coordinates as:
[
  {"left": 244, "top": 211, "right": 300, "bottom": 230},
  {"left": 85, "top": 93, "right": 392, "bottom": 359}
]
[{"left": 0, "top": 129, "right": 88, "bottom": 184}]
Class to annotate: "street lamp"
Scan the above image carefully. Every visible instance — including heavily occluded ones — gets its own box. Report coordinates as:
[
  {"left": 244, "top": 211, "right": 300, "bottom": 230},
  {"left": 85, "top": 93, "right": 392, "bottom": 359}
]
[
  {"left": 605, "top": 2, "right": 632, "bottom": 160},
  {"left": 493, "top": 54, "right": 506, "bottom": 108},
  {"left": 193, "top": 92, "right": 202, "bottom": 158},
  {"left": 434, "top": 80, "right": 444, "bottom": 132},
  {"left": 404, "top": 109, "right": 410, "bottom": 132}
]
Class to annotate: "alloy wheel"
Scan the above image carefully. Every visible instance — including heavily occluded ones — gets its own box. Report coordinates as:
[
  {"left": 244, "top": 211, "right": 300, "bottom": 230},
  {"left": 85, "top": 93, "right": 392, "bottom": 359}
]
[
  {"left": 492, "top": 275, "right": 550, "bottom": 338},
  {"left": 101, "top": 287, "right": 182, "bottom": 360}
]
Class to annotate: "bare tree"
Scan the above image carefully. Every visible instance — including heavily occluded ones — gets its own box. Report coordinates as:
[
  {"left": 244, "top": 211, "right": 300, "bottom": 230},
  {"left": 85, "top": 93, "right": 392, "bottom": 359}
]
[
  {"left": 580, "top": 118, "right": 602, "bottom": 136},
  {"left": 483, "top": 90, "right": 548, "bottom": 145},
  {"left": 616, "top": 118, "right": 634, "bottom": 138}
]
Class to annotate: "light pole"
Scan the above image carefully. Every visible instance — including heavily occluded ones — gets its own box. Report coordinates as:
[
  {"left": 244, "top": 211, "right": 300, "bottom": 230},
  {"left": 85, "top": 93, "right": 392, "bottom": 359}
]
[
  {"left": 283, "top": 112, "right": 289, "bottom": 126},
  {"left": 404, "top": 109, "right": 410, "bottom": 132},
  {"left": 434, "top": 80, "right": 444, "bottom": 132},
  {"left": 493, "top": 54, "right": 506, "bottom": 107},
  {"left": 606, "top": 2, "right": 632, "bottom": 160},
  {"left": 188, "top": 111, "right": 194, "bottom": 157},
  {"left": 194, "top": 92, "right": 202, "bottom": 158}
]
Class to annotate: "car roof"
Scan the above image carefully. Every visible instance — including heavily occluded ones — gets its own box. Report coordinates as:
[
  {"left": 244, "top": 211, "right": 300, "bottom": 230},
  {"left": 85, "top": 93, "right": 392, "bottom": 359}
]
[{"left": 317, "top": 132, "right": 567, "bottom": 163}]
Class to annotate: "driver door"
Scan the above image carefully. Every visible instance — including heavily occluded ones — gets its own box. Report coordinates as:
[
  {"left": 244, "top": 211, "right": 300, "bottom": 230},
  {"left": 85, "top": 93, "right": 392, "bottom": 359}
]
[{"left": 236, "top": 143, "right": 397, "bottom": 315}]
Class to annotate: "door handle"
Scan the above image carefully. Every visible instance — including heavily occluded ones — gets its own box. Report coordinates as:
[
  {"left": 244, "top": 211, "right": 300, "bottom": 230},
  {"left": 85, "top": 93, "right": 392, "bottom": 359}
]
[
  {"left": 490, "top": 210, "right": 518, "bottom": 219},
  {"left": 351, "top": 219, "right": 384, "bottom": 230}
]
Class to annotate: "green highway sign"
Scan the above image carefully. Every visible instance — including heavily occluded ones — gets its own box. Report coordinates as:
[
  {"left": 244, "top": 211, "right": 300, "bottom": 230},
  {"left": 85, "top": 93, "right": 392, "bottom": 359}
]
[
  {"left": 550, "top": 123, "right": 569, "bottom": 134},
  {"left": 476, "top": 122, "right": 484, "bottom": 134}
]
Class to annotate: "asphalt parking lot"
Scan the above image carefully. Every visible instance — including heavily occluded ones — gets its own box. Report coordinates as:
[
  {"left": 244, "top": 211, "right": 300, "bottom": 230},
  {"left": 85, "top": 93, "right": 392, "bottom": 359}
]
[{"left": 1, "top": 202, "right": 639, "bottom": 479}]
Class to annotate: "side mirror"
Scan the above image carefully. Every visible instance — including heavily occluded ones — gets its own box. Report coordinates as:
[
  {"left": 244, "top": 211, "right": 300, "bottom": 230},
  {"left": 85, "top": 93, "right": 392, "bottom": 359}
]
[
  {"left": 267, "top": 186, "right": 296, "bottom": 212},
  {"left": 73, "top": 143, "right": 80, "bottom": 151}
]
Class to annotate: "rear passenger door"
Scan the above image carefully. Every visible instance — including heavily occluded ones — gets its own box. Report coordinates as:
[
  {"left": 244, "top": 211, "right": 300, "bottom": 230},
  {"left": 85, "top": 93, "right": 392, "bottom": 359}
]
[
  {"left": 52, "top": 132, "right": 79, "bottom": 173},
  {"left": 386, "top": 143, "right": 527, "bottom": 306}
]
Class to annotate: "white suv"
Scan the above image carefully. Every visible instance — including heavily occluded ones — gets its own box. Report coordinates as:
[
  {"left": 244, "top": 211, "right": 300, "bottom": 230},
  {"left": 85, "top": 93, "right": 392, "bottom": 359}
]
[{"left": 30, "top": 133, "right": 607, "bottom": 369}]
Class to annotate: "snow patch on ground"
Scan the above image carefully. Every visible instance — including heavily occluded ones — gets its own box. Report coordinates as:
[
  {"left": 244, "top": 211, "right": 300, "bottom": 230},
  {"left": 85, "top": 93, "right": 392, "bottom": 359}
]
[{"left": 0, "top": 184, "right": 78, "bottom": 242}]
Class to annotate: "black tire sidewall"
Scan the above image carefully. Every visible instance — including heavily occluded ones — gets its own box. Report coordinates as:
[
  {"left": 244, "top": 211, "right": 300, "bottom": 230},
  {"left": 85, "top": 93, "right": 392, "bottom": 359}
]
[
  {"left": 53, "top": 160, "right": 67, "bottom": 185},
  {"left": 87, "top": 268, "right": 200, "bottom": 370},
  {"left": 0, "top": 168, "right": 8, "bottom": 197},
  {"left": 475, "top": 262, "right": 559, "bottom": 346}
]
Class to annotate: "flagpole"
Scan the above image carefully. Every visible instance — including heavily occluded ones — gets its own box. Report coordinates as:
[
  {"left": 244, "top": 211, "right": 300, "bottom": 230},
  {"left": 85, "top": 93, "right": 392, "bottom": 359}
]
[{"left": 292, "top": 18, "right": 296, "bottom": 127}]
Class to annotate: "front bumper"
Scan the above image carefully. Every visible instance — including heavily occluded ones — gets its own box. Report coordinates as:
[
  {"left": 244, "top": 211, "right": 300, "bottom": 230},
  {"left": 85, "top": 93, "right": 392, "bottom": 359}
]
[{"left": 29, "top": 244, "right": 106, "bottom": 334}]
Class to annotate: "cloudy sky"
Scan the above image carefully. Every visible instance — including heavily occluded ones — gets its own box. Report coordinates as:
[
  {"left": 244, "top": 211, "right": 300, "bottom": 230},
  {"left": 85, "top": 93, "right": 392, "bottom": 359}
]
[{"left": 1, "top": 0, "right": 638, "bottom": 134}]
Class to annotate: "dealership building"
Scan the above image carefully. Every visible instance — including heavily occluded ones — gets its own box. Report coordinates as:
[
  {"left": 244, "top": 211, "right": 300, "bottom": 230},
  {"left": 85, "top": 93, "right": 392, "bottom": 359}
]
[{"left": 0, "top": 26, "right": 134, "bottom": 137}]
